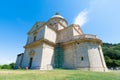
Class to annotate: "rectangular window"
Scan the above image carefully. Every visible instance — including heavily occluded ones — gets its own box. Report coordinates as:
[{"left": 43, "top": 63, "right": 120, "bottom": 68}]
[
  {"left": 81, "top": 57, "right": 84, "bottom": 61},
  {"left": 34, "top": 36, "right": 36, "bottom": 41}
]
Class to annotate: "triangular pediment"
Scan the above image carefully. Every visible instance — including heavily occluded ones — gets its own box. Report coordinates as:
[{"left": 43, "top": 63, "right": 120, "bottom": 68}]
[{"left": 28, "top": 22, "right": 45, "bottom": 34}]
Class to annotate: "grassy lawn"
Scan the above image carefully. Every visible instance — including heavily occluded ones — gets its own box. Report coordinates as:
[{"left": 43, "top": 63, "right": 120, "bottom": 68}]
[{"left": 0, "top": 70, "right": 120, "bottom": 80}]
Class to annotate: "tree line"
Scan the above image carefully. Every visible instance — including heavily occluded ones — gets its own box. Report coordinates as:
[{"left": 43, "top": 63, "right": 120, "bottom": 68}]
[{"left": 0, "top": 63, "right": 15, "bottom": 69}]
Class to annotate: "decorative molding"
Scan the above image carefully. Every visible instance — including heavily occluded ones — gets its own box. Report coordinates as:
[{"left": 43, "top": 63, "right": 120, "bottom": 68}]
[
  {"left": 58, "top": 21, "right": 66, "bottom": 28},
  {"left": 29, "top": 50, "right": 35, "bottom": 58},
  {"left": 62, "top": 38, "right": 102, "bottom": 46},
  {"left": 24, "top": 38, "right": 56, "bottom": 49},
  {"left": 72, "top": 24, "right": 83, "bottom": 34}
]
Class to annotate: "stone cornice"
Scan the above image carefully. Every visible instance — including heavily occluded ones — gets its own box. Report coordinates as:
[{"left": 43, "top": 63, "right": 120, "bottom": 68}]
[
  {"left": 62, "top": 38, "right": 102, "bottom": 46},
  {"left": 58, "top": 21, "right": 66, "bottom": 28},
  {"left": 57, "top": 24, "right": 83, "bottom": 33},
  {"left": 58, "top": 24, "right": 73, "bottom": 32},
  {"left": 28, "top": 22, "right": 45, "bottom": 34},
  {"left": 28, "top": 23, "right": 57, "bottom": 35},
  {"left": 24, "top": 38, "right": 56, "bottom": 49},
  {"left": 72, "top": 24, "right": 84, "bottom": 34},
  {"left": 46, "top": 24, "right": 58, "bottom": 33},
  {"left": 17, "top": 53, "right": 24, "bottom": 57}
]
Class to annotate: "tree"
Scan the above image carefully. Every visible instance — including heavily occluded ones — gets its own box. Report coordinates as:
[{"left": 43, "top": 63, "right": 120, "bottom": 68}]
[
  {"left": 9, "top": 63, "right": 15, "bottom": 69},
  {"left": 1, "top": 64, "right": 11, "bottom": 69},
  {"left": 112, "top": 60, "right": 120, "bottom": 67},
  {"left": 102, "top": 43, "right": 120, "bottom": 68},
  {"left": 105, "top": 56, "right": 113, "bottom": 67}
]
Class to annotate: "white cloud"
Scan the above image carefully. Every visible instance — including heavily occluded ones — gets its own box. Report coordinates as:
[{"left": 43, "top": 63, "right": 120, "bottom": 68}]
[{"left": 73, "top": 9, "right": 88, "bottom": 27}]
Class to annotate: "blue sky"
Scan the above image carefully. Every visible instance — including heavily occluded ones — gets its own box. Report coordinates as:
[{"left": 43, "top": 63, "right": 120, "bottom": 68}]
[{"left": 0, "top": 0, "right": 120, "bottom": 64}]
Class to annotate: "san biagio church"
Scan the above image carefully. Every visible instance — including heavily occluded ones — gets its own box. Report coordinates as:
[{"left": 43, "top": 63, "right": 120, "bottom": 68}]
[{"left": 15, "top": 13, "right": 108, "bottom": 71}]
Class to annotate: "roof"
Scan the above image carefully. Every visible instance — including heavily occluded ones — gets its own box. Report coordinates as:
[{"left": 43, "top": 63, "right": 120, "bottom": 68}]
[
  {"left": 28, "top": 22, "right": 45, "bottom": 34},
  {"left": 51, "top": 13, "right": 64, "bottom": 19}
]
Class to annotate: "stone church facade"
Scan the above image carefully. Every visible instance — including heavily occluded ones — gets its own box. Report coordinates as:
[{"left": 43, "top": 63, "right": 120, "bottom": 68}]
[{"left": 15, "top": 13, "right": 108, "bottom": 71}]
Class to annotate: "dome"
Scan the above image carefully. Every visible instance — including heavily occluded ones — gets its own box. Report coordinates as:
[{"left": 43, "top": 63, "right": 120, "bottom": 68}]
[
  {"left": 48, "top": 12, "right": 68, "bottom": 28},
  {"left": 51, "top": 13, "right": 64, "bottom": 19}
]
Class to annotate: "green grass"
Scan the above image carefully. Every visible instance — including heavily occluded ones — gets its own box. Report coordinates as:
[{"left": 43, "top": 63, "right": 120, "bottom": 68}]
[{"left": 0, "top": 70, "right": 120, "bottom": 80}]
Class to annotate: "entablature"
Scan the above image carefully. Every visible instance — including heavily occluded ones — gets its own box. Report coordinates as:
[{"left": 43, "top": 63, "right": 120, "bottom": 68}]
[{"left": 24, "top": 38, "right": 56, "bottom": 49}]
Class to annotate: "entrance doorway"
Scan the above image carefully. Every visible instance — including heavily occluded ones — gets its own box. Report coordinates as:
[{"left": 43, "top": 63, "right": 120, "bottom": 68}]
[{"left": 29, "top": 57, "right": 33, "bottom": 69}]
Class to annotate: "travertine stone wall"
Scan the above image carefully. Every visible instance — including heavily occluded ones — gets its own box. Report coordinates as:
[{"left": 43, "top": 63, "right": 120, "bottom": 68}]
[
  {"left": 57, "top": 27, "right": 74, "bottom": 43},
  {"left": 57, "top": 25, "right": 83, "bottom": 43},
  {"left": 30, "top": 45, "right": 43, "bottom": 69},
  {"left": 15, "top": 54, "right": 23, "bottom": 68},
  {"left": 44, "top": 25, "right": 57, "bottom": 43},
  {"left": 63, "top": 42, "right": 108, "bottom": 71},
  {"left": 74, "top": 42, "right": 90, "bottom": 68},
  {"left": 27, "top": 34, "right": 34, "bottom": 44},
  {"left": 63, "top": 44, "right": 75, "bottom": 68},
  {"left": 21, "top": 49, "right": 30, "bottom": 68},
  {"left": 27, "top": 26, "right": 45, "bottom": 44},
  {"left": 36, "top": 26, "right": 45, "bottom": 40},
  {"left": 98, "top": 45, "right": 107, "bottom": 69},
  {"left": 21, "top": 44, "right": 43, "bottom": 69},
  {"left": 40, "top": 43, "right": 54, "bottom": 70},
  {"left": 87, "top": 43, "right": 103, "bottom": 67}
]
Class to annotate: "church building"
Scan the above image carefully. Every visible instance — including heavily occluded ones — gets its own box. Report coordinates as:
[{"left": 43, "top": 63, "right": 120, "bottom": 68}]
[{"left": 15, "top": 13, "right": 108, "bottom": 71}]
